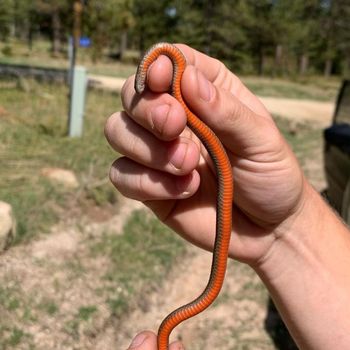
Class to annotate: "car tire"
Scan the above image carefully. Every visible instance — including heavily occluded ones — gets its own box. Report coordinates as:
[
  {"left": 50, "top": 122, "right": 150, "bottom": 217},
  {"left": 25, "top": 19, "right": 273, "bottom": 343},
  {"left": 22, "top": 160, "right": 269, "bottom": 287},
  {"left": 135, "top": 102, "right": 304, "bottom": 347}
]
[{"left": 341, "top": 179, "right": 350, "bottom": 225}]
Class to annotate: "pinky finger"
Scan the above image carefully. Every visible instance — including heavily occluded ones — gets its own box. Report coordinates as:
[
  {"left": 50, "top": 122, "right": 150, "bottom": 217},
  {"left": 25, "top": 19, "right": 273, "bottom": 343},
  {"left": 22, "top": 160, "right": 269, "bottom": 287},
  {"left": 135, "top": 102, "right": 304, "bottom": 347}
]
[
  {"left": 169, "top": 340, "right": 185, "bottom": 350},
  {"left": 110, "top": 157, "right": 200, "bottom": 202}
]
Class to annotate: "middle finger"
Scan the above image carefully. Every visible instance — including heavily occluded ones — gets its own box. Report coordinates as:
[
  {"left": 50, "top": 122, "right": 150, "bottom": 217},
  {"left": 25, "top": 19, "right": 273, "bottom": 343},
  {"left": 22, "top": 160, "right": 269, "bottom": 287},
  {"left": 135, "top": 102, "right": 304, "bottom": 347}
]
[{"left": 105, "top": 111, "right": 200, "bottom": 176}]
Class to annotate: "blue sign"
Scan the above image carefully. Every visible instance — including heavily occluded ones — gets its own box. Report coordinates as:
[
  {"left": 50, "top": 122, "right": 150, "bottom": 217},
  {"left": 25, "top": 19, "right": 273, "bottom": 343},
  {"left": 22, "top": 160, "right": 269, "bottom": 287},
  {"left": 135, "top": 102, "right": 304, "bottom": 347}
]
[{"left": 79, "top": 37, "right": 91, "bottom": 48}]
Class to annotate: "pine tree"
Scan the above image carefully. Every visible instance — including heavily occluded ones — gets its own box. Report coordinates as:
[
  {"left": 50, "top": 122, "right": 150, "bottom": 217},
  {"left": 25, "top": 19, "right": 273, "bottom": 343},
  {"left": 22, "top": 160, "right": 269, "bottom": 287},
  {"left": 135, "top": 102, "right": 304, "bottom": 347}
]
[{"left": 0, "top": 0, "right": 14, "bottom": 41}]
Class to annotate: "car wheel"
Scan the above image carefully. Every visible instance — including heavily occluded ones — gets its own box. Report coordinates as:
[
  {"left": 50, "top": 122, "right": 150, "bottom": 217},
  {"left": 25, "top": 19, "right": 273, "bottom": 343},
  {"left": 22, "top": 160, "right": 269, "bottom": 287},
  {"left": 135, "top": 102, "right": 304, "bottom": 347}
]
[{"left": 341, "top": 179, "right": 350, "bottom": 225}]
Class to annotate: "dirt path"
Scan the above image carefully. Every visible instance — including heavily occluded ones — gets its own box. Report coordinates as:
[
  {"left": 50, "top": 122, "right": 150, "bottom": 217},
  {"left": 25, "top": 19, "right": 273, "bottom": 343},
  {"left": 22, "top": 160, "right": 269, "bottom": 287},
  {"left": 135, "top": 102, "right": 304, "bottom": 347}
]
[
  {"left": 116, "top": 248, "right": 275, "bottom": 350},
  {"left": 88, "top": 75, "right": 126, "bottom": 92},
  {"left": 88, "top": 74, "right": 335, "bottom": 126},
  {"left": 259, "top": 96, "right": 334, "bottom": 127}
]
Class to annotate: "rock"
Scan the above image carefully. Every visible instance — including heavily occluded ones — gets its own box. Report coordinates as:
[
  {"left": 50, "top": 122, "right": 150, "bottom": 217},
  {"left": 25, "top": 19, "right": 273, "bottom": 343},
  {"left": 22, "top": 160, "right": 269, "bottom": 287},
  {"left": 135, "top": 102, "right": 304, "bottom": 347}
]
[
  {"left": 41, "top": 167, "right": 79, "bottom": 189},
  {"left": 0, "top": 201, "right": 16, "bottom": 252},
  {"left": 0, "top": 105, "right": 8, "bottom": 117},
  {"left": 288, "top": 120, "right": 300, "bottom": 136}
]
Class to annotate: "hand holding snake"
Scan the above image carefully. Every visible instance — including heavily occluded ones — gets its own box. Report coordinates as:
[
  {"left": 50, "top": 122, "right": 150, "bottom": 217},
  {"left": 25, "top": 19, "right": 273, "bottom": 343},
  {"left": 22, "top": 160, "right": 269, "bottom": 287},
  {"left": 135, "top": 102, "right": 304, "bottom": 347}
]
[
  {"left": 105, "top": 43, "right": 304, "bottom": 262},
  {"left": 105, "top": 43, "right": 306, "bottom": 349}
]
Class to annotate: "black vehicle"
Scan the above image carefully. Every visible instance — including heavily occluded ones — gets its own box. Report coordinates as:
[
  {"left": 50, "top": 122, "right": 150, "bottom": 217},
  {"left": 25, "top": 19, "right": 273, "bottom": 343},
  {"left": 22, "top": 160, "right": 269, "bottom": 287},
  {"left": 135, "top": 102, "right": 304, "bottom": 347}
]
[{"left": 324, "top": 80, "right": 350, "bottom": 224}]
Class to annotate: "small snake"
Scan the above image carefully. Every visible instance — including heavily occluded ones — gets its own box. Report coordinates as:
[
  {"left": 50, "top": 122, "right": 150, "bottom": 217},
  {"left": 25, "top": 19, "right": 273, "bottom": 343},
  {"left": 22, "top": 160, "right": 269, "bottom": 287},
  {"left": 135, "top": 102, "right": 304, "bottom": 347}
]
[{"left": 135, "top": 43, "right": 233, "bottom": 350}]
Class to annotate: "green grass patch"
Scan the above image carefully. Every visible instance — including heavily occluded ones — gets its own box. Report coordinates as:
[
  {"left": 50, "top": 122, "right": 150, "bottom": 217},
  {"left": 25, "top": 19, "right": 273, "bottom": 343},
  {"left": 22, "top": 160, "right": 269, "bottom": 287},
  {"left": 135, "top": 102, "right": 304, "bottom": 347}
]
[
  {"left": 38, "top": 298, "right": 59, "bottom": 316},
  {"left": 0, "top": 285, "right": 21, "bottom": 312},
  {"left": 77, "top": 305, "right": 97, "bottom": 321},
  {"left": 8, "top": 327, "right": 26, "bottom": 346},
  {"left": 86, "top": 61, "right": 136, "bottom": 78},
  {"left": 63, "top": 305, "right": 98, "bottom": 339},
  {"left": 0, "top": 282, "right": 37, "bottom": 322},
  {"left": 243, "top": 76, "right": 340, "bottom": 101},
  {"left": 0, "top": 328, "right": 35, "bottom": 350},
  {"left": 0, "top": 79, "right": 119, "bottom": 243},
  {"left": 0, "top": 326, "right": 32, "bottom": 349},
  {"left": 273, "top": 116, "right": 323, "bottom": 165},
  {"left": 0, "top": 38, "right": 136, "bottom": 78}
]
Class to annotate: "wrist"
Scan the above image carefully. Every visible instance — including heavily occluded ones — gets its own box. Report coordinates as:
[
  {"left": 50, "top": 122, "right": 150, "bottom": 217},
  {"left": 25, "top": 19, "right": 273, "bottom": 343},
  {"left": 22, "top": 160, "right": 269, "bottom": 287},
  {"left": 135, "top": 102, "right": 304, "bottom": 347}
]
[
  {"left": 254, "top": 180, "right": 331, "bottom": 279},
  {"left": 253, "top": 180, "right": 350, "bottom": 349}
]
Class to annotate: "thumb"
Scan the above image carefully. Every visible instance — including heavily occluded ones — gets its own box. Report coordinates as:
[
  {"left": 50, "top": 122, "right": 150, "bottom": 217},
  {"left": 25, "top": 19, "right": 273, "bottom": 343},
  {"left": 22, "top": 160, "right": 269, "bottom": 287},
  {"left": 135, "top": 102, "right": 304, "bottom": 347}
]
[
  {"left": 180, "top": 65, "right": 280, "bottom": 156},
  {"left": 127, "top": 331, "right": 157, "bottom": 350}
]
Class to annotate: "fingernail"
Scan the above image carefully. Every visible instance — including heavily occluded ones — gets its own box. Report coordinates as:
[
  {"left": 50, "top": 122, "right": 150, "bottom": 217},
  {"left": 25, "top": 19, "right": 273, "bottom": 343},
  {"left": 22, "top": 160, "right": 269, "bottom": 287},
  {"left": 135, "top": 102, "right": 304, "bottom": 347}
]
[
  {"left": 151, "top": 104, "right": 170, "bottom": 134},
  {"left": 197, "top": 70, "right": 213, "bottom": 102},
  {"left": 176, "top": 173, "right": 193, "bottom": 196},
  {"left": 169, "top": 142, "right": 188, "bottom": 170},
  {"left": 128, "top": 333, "right": 147, "bottom": 349}
]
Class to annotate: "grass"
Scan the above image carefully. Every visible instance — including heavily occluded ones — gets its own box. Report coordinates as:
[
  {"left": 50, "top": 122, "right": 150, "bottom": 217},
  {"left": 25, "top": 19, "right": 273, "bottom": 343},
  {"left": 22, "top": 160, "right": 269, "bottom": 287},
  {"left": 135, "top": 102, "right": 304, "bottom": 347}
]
[
  {"left": 273, "top": 115, "right": 323, "bottom": 166},
  {"left": 0, "top": 54, "right": 136, "bottom": 79},
  {"left": 39, "top": 300, "right": 59, "bottom": 316},
  {"left": 243, "top": 76, "right": 340, "bottom": 101},
  {"left": 0, "top": 79, "right": 118, "bottom": 243},
  {"left": 6, "top": 327, "right": 28, "bottom": 347},
  {"left": 0, "top": 38, "right": 136, "bottom": 78},
  {"left": 77, "top": 306, "right": 97, "bottom": 321}
]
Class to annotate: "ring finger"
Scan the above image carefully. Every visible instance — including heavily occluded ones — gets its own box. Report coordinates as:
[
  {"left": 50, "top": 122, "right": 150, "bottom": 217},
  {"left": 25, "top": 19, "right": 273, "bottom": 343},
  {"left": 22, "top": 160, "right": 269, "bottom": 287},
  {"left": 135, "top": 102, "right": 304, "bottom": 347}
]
[{"left": 110, "top": 157, "right": 200, "bottom": 201}]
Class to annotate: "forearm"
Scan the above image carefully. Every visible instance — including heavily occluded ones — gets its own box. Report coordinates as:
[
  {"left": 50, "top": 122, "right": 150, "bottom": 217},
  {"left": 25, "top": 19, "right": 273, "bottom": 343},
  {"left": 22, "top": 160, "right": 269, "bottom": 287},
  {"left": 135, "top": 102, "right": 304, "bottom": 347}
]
[{"left": 255, "top": 181, "right": 350, "bottom": 350}]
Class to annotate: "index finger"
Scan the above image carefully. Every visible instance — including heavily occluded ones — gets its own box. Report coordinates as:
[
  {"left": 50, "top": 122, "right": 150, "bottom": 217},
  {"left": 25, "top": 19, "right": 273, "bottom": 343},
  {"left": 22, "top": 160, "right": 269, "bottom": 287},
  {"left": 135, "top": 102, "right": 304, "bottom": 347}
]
[{"left": 145, "top": 43, "right": 224, "bottom": 93}]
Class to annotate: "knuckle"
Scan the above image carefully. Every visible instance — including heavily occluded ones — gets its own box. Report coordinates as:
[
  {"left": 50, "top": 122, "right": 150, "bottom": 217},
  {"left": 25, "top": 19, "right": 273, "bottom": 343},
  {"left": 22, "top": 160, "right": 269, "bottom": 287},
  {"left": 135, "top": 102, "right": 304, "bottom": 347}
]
[
  {"left": 105, "top": 112, "right": 129, "bottom": 152},
  {"left": 222, "top": 92, "right": 248, "bottom": 127},
  {"left": 127, "top": 128, "right": 141, "bottom": 157},
  {"left": 137, "top": 172, "right": 148, "bottom": 197},
  {"left": 109, "top": 159, "right": 121, "bottom": 186},
  {"left": 109, "top": 158, "right": 141, "bottom": 200},
  {"left": 104, "top": 112, "right": 119, "bottom": 138},
  {"left": 121, "top": 75, "right": 135, "bottom": 110}
]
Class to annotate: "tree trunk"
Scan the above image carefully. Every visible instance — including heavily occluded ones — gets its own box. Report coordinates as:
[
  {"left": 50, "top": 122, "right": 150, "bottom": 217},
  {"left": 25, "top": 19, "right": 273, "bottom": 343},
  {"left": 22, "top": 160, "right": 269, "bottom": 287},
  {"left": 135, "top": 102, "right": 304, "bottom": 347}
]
[
  {"left": 138, "top": 23, "right": 146, "bottom": 57},
  {"left": 27, "top": 26, "right": 33, "bottom": 51},
  {"left": 299, "top": 54, "right": 309, "bottom": 75},
  {"left": 258, "top": 48, "right": 266, "bottom": 76},
  {"left": 10, "top": 22, "right": 15, "bottom": 38},
  {"left": 51, "top": 8, "right": 61, "bottom": 56},
  {"left": 119, "top": 30, "right": 128, "bottom": 60},
  {"left": 345, "top": 53, "right": 350, "bottom": 77},
  {"left": 324, "top": 58, "right": 333, "bottom": 77},
  {"left": 274, "top": 44, "right": 283, "bottom": 76},
  {"left": 203, "top": 0, "right": 215, "bottom": 56}
]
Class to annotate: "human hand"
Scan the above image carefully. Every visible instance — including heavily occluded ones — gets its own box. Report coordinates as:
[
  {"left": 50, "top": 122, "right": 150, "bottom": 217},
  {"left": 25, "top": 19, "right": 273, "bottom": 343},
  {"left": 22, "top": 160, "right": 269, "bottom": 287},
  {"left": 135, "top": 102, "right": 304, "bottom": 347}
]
[
  {"left": 105, "top": 44, "right": 306, "bottom": 266},
  {"left": 127, "top": 331, "right": 184, "bottom": 350}
]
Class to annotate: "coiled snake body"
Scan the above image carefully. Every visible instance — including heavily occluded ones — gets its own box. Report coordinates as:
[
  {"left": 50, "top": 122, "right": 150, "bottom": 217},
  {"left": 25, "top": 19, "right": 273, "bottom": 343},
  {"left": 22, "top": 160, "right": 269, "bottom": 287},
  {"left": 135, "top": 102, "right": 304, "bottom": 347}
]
[{"left": 135, "top": 43, "right": 233, "bottom": 350}]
